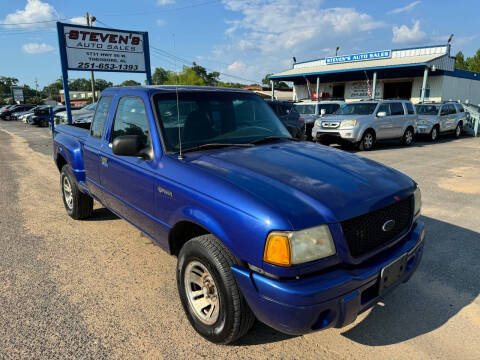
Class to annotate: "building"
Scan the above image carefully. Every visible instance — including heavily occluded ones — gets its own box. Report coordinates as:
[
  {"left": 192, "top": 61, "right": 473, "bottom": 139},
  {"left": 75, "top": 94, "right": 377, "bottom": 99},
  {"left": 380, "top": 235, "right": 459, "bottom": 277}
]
[
  {"left": 269, "top": 44, "right": 480, "bottom": 105},
  {"left": 59, "top": 90, "right": 99, "bottom": 106}
]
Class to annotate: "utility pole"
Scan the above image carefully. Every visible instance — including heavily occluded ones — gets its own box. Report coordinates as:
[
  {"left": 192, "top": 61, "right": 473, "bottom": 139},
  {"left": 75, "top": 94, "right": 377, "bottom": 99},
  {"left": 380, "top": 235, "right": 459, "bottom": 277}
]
[
  {"left": 34, "top": 78, "right": 39, "bottom": 97},
  {"left": 86, "top": 12, "right": 96, "bottom": 102}
]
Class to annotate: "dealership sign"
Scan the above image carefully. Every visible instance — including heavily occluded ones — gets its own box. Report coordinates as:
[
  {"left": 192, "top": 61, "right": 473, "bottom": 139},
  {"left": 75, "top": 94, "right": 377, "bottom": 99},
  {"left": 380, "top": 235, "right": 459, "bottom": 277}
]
[
  {"left": 56, "top": 22, "right": 152, "bottom": 124},
  {"left": 59, "top": 23, "right": 150, "bottom": 73},
  {"left": 12, "top": 87, "right": 24, "bottom": 103},
  {"left": 326, "top": 50, "right": 391, "bottom": 65}
]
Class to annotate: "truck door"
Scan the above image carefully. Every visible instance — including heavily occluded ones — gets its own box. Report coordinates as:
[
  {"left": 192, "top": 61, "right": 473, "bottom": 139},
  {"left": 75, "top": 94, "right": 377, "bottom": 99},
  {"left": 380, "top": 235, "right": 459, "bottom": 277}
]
[
  {"left": 99, "top": 96, "right": 162, "bottom": 240},
  {"left": 83, "top": 95, "right": 113, "bottom": 201},
  {"left": 374, "top": 103, "right": 393, "bottom": 139}
]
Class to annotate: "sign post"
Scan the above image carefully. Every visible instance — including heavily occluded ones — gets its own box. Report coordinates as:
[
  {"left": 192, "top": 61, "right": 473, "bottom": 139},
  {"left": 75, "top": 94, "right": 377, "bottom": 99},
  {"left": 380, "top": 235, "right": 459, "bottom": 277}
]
[
  {"left": 56, "top": 22, "right": 152, "bottom": 124},
  {"left": 12, "top": 87, "right": 25, "bottom": 104}
]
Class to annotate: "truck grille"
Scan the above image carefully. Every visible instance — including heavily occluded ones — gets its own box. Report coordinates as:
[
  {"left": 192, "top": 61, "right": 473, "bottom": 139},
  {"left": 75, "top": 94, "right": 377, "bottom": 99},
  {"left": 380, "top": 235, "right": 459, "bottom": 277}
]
[{"left": 341, "top": 196, "right": 413, "bottom": 257}]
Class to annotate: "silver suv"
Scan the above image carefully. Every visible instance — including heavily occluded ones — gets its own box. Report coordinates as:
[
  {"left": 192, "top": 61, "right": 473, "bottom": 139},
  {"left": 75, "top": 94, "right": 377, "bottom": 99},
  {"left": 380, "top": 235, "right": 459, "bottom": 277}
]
[
  {"left": 312, "top": 100, "right": 418, "bottom": 150},
  {"left": 293, "top": 100, "right": 345, "bottom": 140},
  {"left": 415, "top": 102, "right": 466, "bottom": 141}
]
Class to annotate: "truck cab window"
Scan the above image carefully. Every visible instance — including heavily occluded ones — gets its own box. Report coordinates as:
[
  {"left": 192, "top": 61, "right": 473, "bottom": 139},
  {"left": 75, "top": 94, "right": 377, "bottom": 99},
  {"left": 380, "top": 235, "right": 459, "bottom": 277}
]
[
  {"left": 90, "top": 96, "right": 112, "bottom": 138},
  {"left": 111, "top": 97, "right": 151, "bottom": 147}
]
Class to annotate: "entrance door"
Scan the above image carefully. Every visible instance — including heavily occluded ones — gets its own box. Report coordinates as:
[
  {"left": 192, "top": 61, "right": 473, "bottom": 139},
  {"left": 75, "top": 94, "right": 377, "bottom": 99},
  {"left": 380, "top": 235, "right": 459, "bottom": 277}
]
[
  {"left": 384, "top": 82, "right": 412, "bottom": 100},
  {"left": 332, "top": 84, "right": 345, "bottom": 99}
]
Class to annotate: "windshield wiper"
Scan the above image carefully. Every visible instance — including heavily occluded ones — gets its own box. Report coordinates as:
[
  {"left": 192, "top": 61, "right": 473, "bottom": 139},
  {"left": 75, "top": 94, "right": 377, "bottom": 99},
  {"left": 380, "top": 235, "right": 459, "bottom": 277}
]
[
  {"left": 249, "top": 136, "right": 298, "bottom": 145},
  {"left": 181, "top": 143, "right": 254, "bottom": 154}
]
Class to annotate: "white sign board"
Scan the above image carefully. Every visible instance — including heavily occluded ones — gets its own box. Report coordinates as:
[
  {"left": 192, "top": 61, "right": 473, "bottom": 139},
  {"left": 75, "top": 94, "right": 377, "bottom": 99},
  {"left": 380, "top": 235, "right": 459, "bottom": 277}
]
[
  {"left": 12, "top": 88, "right": 24, "bottom": 102},
  {"left": 62, "top": 25, "right": 146, "bottom": 72},
  {"left": 347, "top": 81, "right": 381, "bottom": 99}
]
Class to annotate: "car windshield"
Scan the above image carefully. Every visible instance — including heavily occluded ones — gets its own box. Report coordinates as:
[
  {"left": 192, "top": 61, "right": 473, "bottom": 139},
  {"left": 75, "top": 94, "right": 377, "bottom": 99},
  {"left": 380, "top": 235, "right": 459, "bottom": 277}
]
[
  {"left": 84, "top": 102, "right": 97, "bottom": 110},
  {"left": 416, "top": 104, "right": 439, "bottom": 115},
  {"left": 319, "top": 103, "right": 341, "bottom": 114},
  {"left": 154, "top": 91, "right": 291, "bottom": 153},
  {"left": 293, "top": 104, "right": 316, "bottom": 115},
  {"left": 335, "top": 103, "right": 377, "bottom": 115}
]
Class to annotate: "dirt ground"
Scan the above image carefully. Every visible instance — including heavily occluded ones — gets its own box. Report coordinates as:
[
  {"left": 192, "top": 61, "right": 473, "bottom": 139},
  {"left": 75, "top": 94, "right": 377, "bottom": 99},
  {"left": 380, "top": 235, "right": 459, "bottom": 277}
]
[{"left": 0, "top": 120, "right": 479, "bottom": 360}]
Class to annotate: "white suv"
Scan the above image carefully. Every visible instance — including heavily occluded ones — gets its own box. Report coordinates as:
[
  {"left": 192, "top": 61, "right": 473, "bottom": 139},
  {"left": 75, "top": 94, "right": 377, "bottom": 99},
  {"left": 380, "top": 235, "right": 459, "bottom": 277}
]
[
  {"left": 312, "top": 100, "right": 418, "bottom": 150},
  {"left": 415, "top": 102, "right": 466, "bottom": 141}
]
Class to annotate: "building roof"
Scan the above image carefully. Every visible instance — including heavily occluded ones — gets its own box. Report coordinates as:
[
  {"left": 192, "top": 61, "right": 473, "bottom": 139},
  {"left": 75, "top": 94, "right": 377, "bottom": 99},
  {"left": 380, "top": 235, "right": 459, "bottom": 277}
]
[{"left": 270, "top": 45, "right": 455, "bottom": 80}]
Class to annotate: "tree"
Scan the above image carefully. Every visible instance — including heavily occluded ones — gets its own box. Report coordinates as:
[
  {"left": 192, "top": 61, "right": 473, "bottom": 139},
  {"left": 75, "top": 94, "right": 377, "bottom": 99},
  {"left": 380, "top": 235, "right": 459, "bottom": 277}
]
[
  {"left": 0, "top": 76, "right": 19, "bottom": 97},
  {"left": 277, "top": 81, "right": 290, "bottom": 89},
  {"left": 119, "top": 80, "right": 141, "bottom": 86},
  {"left": 152, "top": 67, "right": 169, "bottom": 85},
  {"left": 455, "top": 51, "right": 468, "bottom": 70},
  {"left": 95, "top": 79, "right": 113, "bottom": 91},
  {"left": 191, "top": 62, "right": 220, "bottom": 86},
  {"left": 42, "top": 78, "right": 63, "bottom": 101},
  {"left": 455, "top": 49, "right": 480, "bottom": 72},
  {"left": 262, "top": 74, "right": 273, "bottom": 85},
  {"left": 69, "top": 78, "right": 91, "bottom": 91}
]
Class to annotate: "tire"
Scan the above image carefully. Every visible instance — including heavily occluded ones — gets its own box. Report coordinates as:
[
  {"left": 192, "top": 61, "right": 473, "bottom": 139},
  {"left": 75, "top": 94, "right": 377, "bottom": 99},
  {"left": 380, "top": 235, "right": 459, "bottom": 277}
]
[
  {"left": 177, "top": 234, "right": 255, "bottom": 344},
  {"left": 402, "top": 127, "right": 414, "bottom": 146},
  {"left": 60, "top": 165, "right": 93, "bottom": 220},
  {"left": 429, "top": 126, "right": 439, "bottom": 142},
  {"left": 454, "top": 122, "right": 463, "bottom": 138},
  {"left": 359, "top": 130, "right": 375, "bottom": 151}
]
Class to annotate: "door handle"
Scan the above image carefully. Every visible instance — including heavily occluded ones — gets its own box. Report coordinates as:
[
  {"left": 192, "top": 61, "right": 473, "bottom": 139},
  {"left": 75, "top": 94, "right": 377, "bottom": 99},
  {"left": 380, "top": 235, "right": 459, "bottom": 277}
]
[{"left": 101, "top": 156, "right": 108, "bottom": 167}]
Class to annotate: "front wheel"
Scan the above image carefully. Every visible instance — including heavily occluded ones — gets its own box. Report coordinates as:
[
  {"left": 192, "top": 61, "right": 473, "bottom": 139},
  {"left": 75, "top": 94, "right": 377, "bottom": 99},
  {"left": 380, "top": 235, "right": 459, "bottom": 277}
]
[
  {"left": 358, "top": 130, "right": 375, "bottom": 151},
  {"left": 60, "top": 165, "right": 93, "bottom": 219},
  {"left": 177, "top": 235, "right": 255, "bottom": 344},
  {"left": 429, "top": 126, "right": 439, "bottom": 141},
  {"left": 402, "top": 128, "right": 414, "bottom": 146},
  {"left": 454, "top": 123, "right": 463, "bottom": 138}
]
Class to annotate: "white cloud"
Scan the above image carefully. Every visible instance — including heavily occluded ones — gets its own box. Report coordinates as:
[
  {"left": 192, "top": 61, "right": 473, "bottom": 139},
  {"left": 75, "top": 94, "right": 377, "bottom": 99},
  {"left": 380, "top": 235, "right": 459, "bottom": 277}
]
[
  {"left": 227, "top": 61, "right": 247, "bottom": 72},
  {"left": 156, "top": 19, "right": 166, "bottom": 26},
  {"left": 1, "top": 0, "right": 59, "bottom": 28},
  {"left": 68, "top": 16, "right": 87, "bottom": 25},
  {"left": 212, "top": 0, "right": 385, "bottom": 82},
  {"left": 392, "top": 20, "right": 426, "bottom": 43},
  {"left": 157, "top": 0, "right": 175, "bottom": 5},
  {"left": 22, "top": 42, "right": 55, "bottom": 54},
  {"left": 388, "top": 1, "right": 421, "bottom": 15}
]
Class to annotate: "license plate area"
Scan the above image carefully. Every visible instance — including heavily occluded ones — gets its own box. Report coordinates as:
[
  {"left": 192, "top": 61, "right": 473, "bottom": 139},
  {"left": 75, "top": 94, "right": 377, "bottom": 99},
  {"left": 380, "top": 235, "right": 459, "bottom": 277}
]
[{"left": 379, "top": 254, "right": 407, "bottom": 296}]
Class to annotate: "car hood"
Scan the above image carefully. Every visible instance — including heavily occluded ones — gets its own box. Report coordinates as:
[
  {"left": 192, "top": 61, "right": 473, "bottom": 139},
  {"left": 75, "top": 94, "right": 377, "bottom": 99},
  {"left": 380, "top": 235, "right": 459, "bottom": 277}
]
[
  {"left": 187, "top": 141, "right": 414, "bottom": 228},
  {"left": 56, "top": 109, "right": 93, "bottom": 118},
  {"left": 322, "top": 114, "right": 372, "bottom": 122},
  {"left": 417, "top": 115, "right": 438, "bottom": 121}
]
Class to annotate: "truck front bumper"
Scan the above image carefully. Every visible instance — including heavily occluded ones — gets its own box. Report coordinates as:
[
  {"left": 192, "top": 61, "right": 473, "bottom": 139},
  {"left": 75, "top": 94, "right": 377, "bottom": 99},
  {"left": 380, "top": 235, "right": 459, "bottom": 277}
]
[{"left": 232, "top": 221, "right": 424, "bottom": 335}]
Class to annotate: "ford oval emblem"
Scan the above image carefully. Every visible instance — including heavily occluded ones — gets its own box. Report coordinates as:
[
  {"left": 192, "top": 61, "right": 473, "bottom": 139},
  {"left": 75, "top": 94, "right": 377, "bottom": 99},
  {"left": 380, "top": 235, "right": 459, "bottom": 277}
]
[{"left": 382, "top": 220, "right": 396, "bottom": 232}]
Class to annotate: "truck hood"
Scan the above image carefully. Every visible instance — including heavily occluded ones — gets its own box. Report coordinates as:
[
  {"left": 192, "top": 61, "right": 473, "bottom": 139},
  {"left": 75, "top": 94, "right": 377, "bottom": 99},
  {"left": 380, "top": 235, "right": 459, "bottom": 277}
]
[{"left": 188, "top": 141, "right": 414, "bottom": 228}]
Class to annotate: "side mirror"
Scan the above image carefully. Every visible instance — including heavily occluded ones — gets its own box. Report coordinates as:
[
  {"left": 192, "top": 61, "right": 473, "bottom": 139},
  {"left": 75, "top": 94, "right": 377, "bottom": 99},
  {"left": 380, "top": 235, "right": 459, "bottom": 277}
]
[
  {"left": 112, "top": 135, "right": 147, "bottom": 158},
  {"left": 377, "top": 111, "right": 387, "bottom": 117},
  {"left": 320, "top": 108, "right": 327, "bottom": 116}
]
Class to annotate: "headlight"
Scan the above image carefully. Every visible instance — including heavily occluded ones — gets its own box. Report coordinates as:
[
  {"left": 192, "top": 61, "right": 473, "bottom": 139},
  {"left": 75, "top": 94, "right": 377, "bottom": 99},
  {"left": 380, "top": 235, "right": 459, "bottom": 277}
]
[
  {"left": 263, "top": 225, "right": 336, "bottom": 267},
  {"left": 414, "top": 186, "right": 421, "bottom": 215},
  {"left": 339, "top": 119, "right": 357, "bottom": 128},
  {"left": 314, "top": 119, "right": 320, "bottom": 127}
]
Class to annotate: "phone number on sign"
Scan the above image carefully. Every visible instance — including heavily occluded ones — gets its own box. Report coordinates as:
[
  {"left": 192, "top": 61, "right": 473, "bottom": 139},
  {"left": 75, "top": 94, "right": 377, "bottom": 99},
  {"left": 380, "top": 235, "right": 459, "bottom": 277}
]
[{"left": 76, "top": 62, "right": 139, "bottom": 71}]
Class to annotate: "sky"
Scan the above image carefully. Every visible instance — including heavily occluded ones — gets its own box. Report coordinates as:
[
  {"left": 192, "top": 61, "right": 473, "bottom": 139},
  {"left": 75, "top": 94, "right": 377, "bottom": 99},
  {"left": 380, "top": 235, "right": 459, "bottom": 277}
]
[{"left": 1, "top": 0, "right": 479, "bottom": 88}]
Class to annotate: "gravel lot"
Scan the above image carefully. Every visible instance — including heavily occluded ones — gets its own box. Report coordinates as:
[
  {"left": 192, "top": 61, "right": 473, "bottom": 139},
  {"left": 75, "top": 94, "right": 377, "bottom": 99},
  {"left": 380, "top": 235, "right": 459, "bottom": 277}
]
[{"left": 0, "top": 120, "right": 479, "bottom": 359}]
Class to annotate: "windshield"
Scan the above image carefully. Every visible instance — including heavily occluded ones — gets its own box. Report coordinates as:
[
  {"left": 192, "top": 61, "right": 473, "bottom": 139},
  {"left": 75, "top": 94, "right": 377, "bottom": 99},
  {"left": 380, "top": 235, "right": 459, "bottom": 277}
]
[
  {"left": 335, "top": 103, "right": 377, "bottom": 115},
  {"left": 84, "top": 102, "right": 97, "bottom": 110},
  {"left": 319, "top": 103, "right": 341, "bottom": 114},
  {"left": 293, "top": 104, "right": 316, "bottom": 115},
  {"left": 416, "top": 104, "right": 439, "bottom": 115},
  {"left": 154, "top": 91, "right": 291, "bottom": 153}
]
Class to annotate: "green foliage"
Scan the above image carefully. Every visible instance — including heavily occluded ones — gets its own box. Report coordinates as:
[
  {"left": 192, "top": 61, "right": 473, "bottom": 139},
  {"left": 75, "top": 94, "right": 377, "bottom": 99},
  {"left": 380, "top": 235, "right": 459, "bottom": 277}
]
[
  {"left": 42, "top": 78, "right": 63, "bottom": 101},
  {"left": 0, "top": 76, "right": 19, "bottom": 97},
  {"left": 28, "top": 96, "right": 44, "bottom": 105},
  {"left": 95, "top": 79, "right": 113, "bottom": 91},
  {"left": 119, "top": 80, "right": 141, "bottom": 86},
  {"left": 262, "top": 74, "right": 273, "bottom": 85},
  {"left": 455, "top": 50, "right": 480, "bottom": 72},
  {"left": 0, "top": 97, "right": 6, "bottom": 105},
  {"left": 69, "top": 78, "right": 91, "bottom": 91},
  {"left": 152, "top": 67, "right": 169, "bottom": 85}
]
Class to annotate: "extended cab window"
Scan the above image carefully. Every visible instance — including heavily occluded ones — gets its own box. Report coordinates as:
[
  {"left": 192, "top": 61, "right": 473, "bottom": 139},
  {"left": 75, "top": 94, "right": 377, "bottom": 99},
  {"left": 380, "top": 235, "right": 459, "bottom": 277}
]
[
  {"left": 90, "top": 96, "right": 112, "bottom": 138},
  {"left": 112, "top": 97, "right": 151, "bottom": 148},
  {"left": 390, "top": 102, "right": 404, "bottom": 116}
]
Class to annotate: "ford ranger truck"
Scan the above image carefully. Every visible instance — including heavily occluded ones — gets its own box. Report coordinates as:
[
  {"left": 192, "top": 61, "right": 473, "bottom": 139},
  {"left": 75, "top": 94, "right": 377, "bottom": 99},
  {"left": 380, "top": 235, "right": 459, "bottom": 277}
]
[{"left": 53, "top": 86, "right": 425, "bottom": 344}]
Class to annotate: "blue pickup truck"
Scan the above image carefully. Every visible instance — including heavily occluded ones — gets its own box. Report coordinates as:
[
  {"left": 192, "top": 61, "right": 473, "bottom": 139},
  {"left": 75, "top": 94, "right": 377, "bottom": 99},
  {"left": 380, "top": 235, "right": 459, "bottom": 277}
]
[{"left": 53, "top": 86, "right": 424, "bottom": 344}]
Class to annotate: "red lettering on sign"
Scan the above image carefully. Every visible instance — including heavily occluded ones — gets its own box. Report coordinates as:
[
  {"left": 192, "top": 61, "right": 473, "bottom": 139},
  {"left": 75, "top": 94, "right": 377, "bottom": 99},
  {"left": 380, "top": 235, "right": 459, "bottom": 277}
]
[
  {"left": 68, "top": 30, "right": 79, "bottom": 40},
  {"left": 109, "top": 34, "right": 118, "bottom": 43},
  {"left": 118, "top": 35, "right": 128, "bottom": 44},
  {"left": 89, "top": 32, "right": 98, "bottom": 42},
  {"left": 100, "top": 33, "right": 109, "bottom": 42},
  {"left": 131, "top": 36, "right": 140, "bottom": 45},
  {"left": 80, "top": 31, "right": 89, "bottom": 41}
]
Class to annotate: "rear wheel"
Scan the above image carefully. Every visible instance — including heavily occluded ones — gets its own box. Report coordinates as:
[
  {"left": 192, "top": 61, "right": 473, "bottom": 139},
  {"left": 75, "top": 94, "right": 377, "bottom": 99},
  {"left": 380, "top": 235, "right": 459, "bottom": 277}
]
[
  {"left": 177, "top": 234, "right": 255, "bottom": 344},
  {"left": 429, "top": 126, "right": 439, "bottom": 142},
  {"left": 359, "top": 130, "right": 375, "bottom": 151},
  {"left": 60, "top": 165, "right": 93, "bottom": 219},
  {"left": 402, "top": 127, "right": 414, "bottom": 146}
]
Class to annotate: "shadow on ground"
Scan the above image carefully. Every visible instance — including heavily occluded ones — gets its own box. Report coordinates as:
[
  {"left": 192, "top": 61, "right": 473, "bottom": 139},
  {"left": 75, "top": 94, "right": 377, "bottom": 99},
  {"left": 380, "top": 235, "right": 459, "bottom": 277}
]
[
  {"left": 85, "top": 207, "right": 119, "bottom": 221},
  {"left": 342, "top": 215, "right": 480, "bottom": 345}
]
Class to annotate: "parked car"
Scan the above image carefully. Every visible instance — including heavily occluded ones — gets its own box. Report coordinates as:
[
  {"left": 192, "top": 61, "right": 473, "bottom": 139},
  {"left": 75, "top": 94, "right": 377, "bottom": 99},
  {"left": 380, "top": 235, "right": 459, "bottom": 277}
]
[
  {"left": 11, "top": 106, "right": 39, "bottom": 121},
  {"left": 55, "top": 102, "right": 97, "bottom": 124},
  {"left": 53, "top": 86, "right": 424, "bottom": 344},
  {"left": 0, "top": 104, "right": 36, "bottom": 120},
  {"left": 293, "top": 100, "right": 345, "bottom": 140},
  {"left": 312, "top": 100, "right": 417, "bottom": 150},
  {"left": 415, "top": 102, "right": 466, "bottom": 141},
  {"left": 30, "top": 105, "right": 82, "bottom": 126},
  {"left": 265, "top": 99, "right": 306, "bottom": 140}
]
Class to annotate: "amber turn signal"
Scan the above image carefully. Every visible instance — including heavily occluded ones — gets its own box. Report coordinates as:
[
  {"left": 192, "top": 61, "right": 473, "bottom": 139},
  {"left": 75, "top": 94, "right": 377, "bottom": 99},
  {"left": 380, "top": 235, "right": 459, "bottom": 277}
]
[{"left": 263, "top": 232, "right": 291, "bottom": 267}]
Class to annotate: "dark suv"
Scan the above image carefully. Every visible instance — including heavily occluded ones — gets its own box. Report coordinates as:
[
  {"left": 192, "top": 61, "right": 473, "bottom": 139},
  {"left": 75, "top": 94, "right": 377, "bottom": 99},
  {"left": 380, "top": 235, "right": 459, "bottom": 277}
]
[
  {"left": 265, "top": 99, "right": 306, "bottom": 140},
  {"left": 0, "top": 104, "right": 35, "bottom": 120}
]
